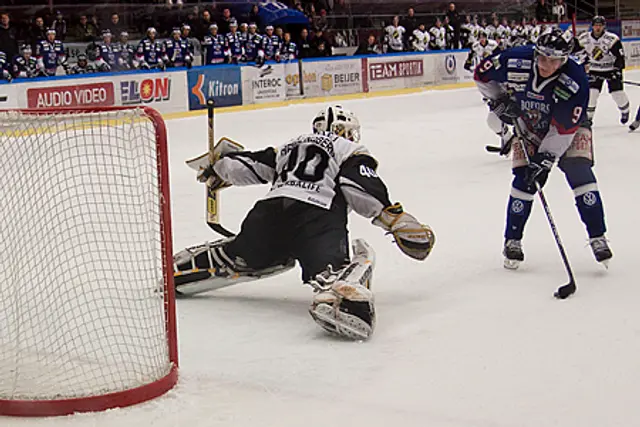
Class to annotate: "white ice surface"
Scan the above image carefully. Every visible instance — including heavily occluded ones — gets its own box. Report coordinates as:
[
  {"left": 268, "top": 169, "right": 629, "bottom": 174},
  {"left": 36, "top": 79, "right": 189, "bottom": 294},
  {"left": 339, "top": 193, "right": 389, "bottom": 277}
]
[{"left": 6, "top": 70, "right": 640, "bottom": 427}]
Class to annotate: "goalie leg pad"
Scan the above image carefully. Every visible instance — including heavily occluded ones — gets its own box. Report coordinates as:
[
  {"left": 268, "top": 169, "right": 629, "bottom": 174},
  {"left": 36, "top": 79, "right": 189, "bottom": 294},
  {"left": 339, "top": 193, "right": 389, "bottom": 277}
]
[
  {"left": 309, "top": 239, "right": 376, "bottom": 340},
  {"left": 173, "top": 238, "right": 295, "bottom": 296}
]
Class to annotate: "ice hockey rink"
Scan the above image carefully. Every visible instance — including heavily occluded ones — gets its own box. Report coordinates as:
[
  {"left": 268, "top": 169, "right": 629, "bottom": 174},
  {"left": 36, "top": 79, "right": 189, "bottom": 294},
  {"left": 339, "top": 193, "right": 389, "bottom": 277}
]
[{"left": 7, "top": 70, "right": 640, "bottom": 427}]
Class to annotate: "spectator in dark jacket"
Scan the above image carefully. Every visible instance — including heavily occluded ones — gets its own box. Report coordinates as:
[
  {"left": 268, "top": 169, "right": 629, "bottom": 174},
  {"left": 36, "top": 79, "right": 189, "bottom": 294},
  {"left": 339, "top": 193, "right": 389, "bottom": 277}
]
[
  {"left": 219, "top": 8, "right": 234, "bottom": 34},
  {"left": 535, "top": 0, "right": 551, "bottom": 22},
  {"left": 445, "top": 2, "right": 460, "bottom": 49},
  {"left": 0, "top": 13, "right": 19, "bottom": 60},
  {"left": 197, "top": 9, "right": 213, "bottom": 40},
  {"left": 105, "top": 13, "right": 125, "bottom": 37},
  {"left": 315, "top": 39, "right": 332, "bottom": 57},
  {"left": 401, "top": 7, "right": 418, "bottom": 35},
  {"left": 298, "top": 28, "right": 315, "bottom": 58},
  {"left": 71, "top": 15, "right": 99, "bottom": 42},
  {"left": 249, "top": 4, "right": 261, "bottom": 30},
  {"left": 50, "top": 11, "right": 67, "bottom": 41},
  {"left": 29, "top": 16, "right": 47, "bottom": 51},
  {"left": 354, "top": 34, "right": 381, "bottom": 55}
]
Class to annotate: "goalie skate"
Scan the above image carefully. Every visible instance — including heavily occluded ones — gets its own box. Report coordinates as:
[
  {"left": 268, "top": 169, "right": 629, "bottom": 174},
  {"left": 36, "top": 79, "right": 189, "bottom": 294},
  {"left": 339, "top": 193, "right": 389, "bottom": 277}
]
[{"left": 309, "top": 239, "right": 376, "bottom": 340}]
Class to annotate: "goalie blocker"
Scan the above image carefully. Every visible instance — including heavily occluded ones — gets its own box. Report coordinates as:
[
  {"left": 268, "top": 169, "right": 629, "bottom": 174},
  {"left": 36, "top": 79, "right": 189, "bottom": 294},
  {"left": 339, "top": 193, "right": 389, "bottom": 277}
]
[{"left": 174, "top": 105, "right": 435, "bottom": 340}]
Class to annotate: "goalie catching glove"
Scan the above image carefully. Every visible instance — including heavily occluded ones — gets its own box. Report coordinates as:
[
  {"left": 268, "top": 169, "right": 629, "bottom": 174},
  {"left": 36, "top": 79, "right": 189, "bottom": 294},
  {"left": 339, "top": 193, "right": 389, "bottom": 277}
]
[{"left": 373, "top": 203, "right": 435, "bottom": 260}]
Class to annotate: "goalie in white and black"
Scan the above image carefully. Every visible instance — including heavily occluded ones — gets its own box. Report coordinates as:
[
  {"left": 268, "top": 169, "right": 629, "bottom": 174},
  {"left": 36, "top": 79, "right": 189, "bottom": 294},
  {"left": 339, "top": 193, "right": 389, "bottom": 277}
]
[
  {"left": 577, "top": 16, "right": 630, "bottom": 124},
  {"left": 173, "top": 105, "right": 435, "bottom": 341}
]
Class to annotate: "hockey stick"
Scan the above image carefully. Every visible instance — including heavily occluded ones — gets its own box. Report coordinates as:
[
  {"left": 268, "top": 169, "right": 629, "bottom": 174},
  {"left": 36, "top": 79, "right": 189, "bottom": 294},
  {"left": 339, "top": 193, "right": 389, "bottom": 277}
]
[
  {"left": 513, "top": 123, "right": 577, "bottom": 299},
  {"left": 623, "top": 80, "right": 640, "bottom": 87},
  {"left": 205, "top": 98, "right": 236, "bottom": 238}
]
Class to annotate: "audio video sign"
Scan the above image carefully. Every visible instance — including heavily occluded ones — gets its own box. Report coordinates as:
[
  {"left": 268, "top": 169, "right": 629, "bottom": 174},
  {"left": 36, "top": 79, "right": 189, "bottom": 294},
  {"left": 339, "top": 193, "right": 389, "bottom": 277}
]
[{"left": 187, "top": 66, "right": 242, "bottom": 110}]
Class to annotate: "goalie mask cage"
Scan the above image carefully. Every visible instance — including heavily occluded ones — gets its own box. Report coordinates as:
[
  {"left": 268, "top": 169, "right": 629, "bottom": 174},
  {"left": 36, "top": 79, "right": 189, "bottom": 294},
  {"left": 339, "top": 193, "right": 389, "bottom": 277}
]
[{"left": 0, "top": 107, "right": 178, "bottom": 417}]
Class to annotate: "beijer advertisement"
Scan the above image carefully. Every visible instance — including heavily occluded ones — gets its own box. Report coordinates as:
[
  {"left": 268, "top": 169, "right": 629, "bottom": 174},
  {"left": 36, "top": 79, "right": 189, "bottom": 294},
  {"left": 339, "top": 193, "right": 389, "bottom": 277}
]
[
  {"left": 299, "top": 59, "right": 362, "bottom": 97},
  {"left": 241, "top": 64, "right": 286, "bottom": 104},
  {"left": 187, "top": 66, "right": 242, "bottom": 110}
]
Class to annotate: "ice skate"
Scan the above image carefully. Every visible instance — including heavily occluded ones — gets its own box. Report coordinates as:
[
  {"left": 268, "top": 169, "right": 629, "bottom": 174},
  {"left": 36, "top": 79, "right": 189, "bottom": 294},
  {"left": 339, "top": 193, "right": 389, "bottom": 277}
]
[
  {"left": 621, "top": 110, "right": 629, "bottom": 125},
  {"left": 503, "top": 239, "right": 524, "bottom": 270},
  {"left": 589, "top": 235, "right": 612, "bottom": 268}
]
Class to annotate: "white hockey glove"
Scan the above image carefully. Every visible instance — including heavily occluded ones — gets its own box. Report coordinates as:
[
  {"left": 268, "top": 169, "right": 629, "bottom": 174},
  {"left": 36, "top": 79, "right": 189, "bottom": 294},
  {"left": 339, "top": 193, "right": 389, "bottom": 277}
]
[{"left": 373, "top": 203, "right": 435, "bottom": 261}]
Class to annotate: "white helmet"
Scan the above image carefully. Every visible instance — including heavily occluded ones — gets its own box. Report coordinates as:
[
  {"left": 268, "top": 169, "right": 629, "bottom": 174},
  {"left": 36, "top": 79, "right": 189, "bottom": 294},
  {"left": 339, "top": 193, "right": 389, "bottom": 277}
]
[{"left": 312, "top": 105, "right": 361, "bottom": 142}]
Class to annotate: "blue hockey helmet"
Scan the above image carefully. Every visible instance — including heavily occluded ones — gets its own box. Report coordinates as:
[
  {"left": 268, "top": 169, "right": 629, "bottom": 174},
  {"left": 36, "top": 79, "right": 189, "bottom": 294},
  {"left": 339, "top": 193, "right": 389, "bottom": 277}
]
[{"left": 534, "top": 28, "right": 574, "bottom": 62}]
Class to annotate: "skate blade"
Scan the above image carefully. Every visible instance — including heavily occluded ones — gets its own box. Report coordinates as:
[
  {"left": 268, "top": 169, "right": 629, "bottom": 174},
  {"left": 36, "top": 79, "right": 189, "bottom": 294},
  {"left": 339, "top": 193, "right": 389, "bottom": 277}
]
[
  {"left": 309, "top": 305, "right": 371, "bottom": 341},
  {"left": 503, "top": 258, "right": 521, "bottom": 270},
  {"left": 599, "top": 258, "right": 610, "bottom": 269}
]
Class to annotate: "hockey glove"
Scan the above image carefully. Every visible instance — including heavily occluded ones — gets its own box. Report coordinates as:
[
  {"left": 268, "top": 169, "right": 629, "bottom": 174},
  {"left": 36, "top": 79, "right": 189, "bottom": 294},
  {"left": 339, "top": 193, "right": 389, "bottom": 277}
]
[
  {"left": 609, "top": 69, "right": 623, "bottom": 80},
  {"left": 525, "top": 151, "right": 555, "bottom": 188},
  {"left": 489, "top": 94, "right": 521, "bottom": 125},
  {"left": 373, "top": 203, "right": 435, "bottom": 261}
]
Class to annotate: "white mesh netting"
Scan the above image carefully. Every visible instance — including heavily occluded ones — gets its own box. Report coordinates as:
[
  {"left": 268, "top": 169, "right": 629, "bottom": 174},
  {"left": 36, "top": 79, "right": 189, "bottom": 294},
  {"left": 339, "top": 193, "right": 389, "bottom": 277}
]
[{"left": 0, "top": 109, "right": 173, "bottom": 401}]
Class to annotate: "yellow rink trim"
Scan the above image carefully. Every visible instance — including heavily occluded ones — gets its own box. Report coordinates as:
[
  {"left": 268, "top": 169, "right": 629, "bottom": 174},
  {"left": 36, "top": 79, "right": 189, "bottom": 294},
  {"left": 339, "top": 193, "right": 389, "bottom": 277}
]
[{"left": 163, "top": 81, "right": 478, "bottom": 120}]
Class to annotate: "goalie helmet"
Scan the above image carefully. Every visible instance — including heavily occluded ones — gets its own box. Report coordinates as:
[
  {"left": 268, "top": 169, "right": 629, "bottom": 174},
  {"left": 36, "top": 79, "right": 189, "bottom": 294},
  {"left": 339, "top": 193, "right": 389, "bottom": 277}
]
[{"left": 312, "top": 105, "right": 361, "bottom": 142}]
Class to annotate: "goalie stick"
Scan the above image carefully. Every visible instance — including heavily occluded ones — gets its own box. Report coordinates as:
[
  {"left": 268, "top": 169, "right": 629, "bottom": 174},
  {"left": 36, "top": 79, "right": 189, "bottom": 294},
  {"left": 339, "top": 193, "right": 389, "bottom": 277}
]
[
  {"left": 205, "top": 99, "right": 235, "bottom": 238},
  {"left": 513, "top": 122, "right": 577, "bottom": 299}
]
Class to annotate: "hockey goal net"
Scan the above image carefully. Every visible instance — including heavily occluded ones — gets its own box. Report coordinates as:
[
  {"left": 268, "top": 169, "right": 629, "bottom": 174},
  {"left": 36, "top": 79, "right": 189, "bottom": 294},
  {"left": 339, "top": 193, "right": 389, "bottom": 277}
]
[{"left": 0, "top": 107, "right": 178, "bottom": 416}]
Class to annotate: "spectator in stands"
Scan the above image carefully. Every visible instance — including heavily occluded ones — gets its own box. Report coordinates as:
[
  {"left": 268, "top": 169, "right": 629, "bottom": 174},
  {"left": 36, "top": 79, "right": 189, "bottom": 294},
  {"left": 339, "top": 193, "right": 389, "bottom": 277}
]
[
  {"left": 553, "top": 0, "right": 567, "bottom": 22},
  {"left": 71, "top": 15, "right": 98, "bottom": 42},
  {"left": 446, "top": 2, "right": 460, "bottom": 49},
  {"left": 313, "top": 9, "right": 329, "bottom": 33},
  {"left": 275, "top": 26, "right": 284, "bottom": 41},
  {"left": 106, "top": 13, "right": 125, "bottom": 37},
  {"left": 219, "top": 8, "right": 234, "bottom": 34},
  {"left": 354, "top": 33, "right": 381, "bottom": 55},
  {"left": 249, "top": 4, "right": 261, "bottom": 30},
  {"left": 29, "top": 16, "right": 47, "bottom": 51},
  {"left": 51, "top": 11, "right": 66, "bottom": 41},
  {"left": 0, "top": 12, "right": 19, "bottom": 61},
  {"left": 315, "top": 39, "right": 331, "bottom": 57},
  {"left": 535, "top": 0, "right": 551, "bottom": 22},
  {"left": 298, "top": 28, "right": 315, "bottom": 58},
  {"left": 401, "top": 7, "right": 418, "bottom": 35},
  {"left": 90, "top": 15, "right": 101, "bottom": 36}
]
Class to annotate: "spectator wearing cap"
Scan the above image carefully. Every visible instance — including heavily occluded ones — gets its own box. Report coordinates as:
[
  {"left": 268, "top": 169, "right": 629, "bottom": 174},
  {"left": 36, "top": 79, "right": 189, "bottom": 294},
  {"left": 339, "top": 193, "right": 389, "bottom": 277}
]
[
  {"left": 0, "top": 12, "right": 18, "bottom": 60},
  {"left": 219, "top": 8, "right": 234, "bottom": 34},
  {"left": 106, "top": 13, "right": 125, "bottom": 38},
  {"left": 29, "top": 17, "right": 47, "bottom": 52},
  {"left": 297, "top": 28, "right": 315, "bottom": 58},
  {"left": 51, "top": 11, "right": 67, "bottom": 41},
  {"left": 72, "top": 15, "right": 99, "bottom": 42},
  {"left": 354, "top": 33, "right": 381, "bottom": 55}
]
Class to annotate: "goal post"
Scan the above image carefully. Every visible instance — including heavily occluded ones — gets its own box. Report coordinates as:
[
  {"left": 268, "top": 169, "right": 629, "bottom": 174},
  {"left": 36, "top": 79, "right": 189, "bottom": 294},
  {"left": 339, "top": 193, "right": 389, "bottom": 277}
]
[{"left": 0, "top": 106, "right": 178, "bottom": 416}]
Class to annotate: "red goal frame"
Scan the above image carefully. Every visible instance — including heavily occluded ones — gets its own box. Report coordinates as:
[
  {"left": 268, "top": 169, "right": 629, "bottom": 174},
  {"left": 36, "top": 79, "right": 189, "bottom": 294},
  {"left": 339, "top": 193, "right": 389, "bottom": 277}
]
[{"left": 0, "top": 106, "right": 178, "bottom": 417}]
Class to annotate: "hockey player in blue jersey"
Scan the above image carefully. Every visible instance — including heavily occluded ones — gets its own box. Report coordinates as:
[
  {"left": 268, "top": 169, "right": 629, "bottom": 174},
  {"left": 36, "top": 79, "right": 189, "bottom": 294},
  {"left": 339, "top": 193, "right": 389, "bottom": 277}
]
[
  {"left": 165, "top": 28, "right": 193, "bottom": 68},
  {"left": 475, "top": 28, "right": 612, "bottom": 268},
  {"left": 135, "top": 27, "right": 166, "bottom": 70},
  {"left": 180, "top": 24, "right": 195, "bottom": 59},
  {"left": 280, "top": 32, "right": 297, "bottom": 62},
  {"left": 12, "top": 45, "right": 41, "bottom": 79},
  {"left": 0, "top": 51, "right": 11, "bottom": 82},
  {"left": 243, "top": 23, "right": 262, "bottom": 63},
  {"left": 116, "top": 32, "right": 135, "bottom": 70},
  {"left": 259, "top": 25, "right": 281, "bottom": 63},
  {"left": 202, "top": 24, "right": 226, "bottom": 65},
  {"left": 35, "top": 29, "right": 67, "bottom": 76},
  {"left": 95, "top": 30, "right": 120, "bottom": 72},
  {"left": 224, "top": 20, "right": 244, "bottom": 64}
]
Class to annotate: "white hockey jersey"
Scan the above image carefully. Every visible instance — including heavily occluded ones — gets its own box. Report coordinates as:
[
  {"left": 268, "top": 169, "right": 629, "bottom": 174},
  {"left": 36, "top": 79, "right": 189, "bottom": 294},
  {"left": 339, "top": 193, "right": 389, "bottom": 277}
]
[
  {"left": 470, "top": 39, "right": 499, "bottom": 61},
  {"left": 528, "top": 25, "right": 542, "bottom": 43},
  {"left": 578, "top": 30, "right": 625, "bottom": 72},
  {"left": 385, "top": 25, "right": 406, "bottom": 52},
  {"left": 429, "top": 26, "right": 446, "bottom": 49},
  {"left": 213, "top": 133, "right": 391, "bottom": 216},
  {"left": 411, "top": 29, "right": 430, "bottom": 51},
  {"left": 495, "top": 24, "right": 510, "bottom": 41}
]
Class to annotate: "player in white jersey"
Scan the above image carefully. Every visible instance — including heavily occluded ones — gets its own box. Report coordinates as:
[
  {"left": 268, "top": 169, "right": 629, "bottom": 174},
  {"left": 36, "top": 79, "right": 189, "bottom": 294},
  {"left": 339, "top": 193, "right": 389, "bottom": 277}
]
[
  {"left": 173, "top": 105, "right": 435, "bottom": 340},
  {"left": 464, "top": 32, "right": 498, "bottom": 71},
  {"left": 429, "top": 18, "right": 447, "bottom": 50},
  {"left": 578, "top": 16, "right": 629, "bottom": 124},
  {"left": 528, "top": 18, "right": 542, "bottom": 44},
  {"left": 411, "top": 23, "right": 430, "bottom": 51},
  {"left": 496, "top": 18, "right": 510, "bottom": 42},
  {"left": 384, "top": 16, "right": 406, "bottom": 53}
]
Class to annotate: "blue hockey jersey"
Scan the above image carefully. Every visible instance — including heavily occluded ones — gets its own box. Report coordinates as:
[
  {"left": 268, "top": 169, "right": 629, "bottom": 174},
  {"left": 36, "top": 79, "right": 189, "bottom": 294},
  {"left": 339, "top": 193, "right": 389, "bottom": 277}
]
[
  {"left": 203, "top": 34, "right": 226, "bottom": 64},
  {"left": 224, "top": 32, "right": 244, "bottom": 61},
  {"left": 261, "top": 35, "right": 281, "bottom": 60},
  {"left": 135, "top": 38, "right": 165, "bottom": 68},
  {"left": 164, "top": 38, "right": 192, "bottom": 67},
  {"left": 243, "top": 33, "right": 262, "bottom": 61},
  {"left": 35, "top": 39, "right": 66, "bottom": 75},
  {"left": 96, "top": 43, "right": 120, "bottom": 71},
  {"left": 475, "top": 45, "right": 589, "bottom": 158}
]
